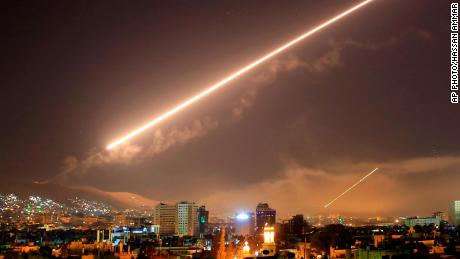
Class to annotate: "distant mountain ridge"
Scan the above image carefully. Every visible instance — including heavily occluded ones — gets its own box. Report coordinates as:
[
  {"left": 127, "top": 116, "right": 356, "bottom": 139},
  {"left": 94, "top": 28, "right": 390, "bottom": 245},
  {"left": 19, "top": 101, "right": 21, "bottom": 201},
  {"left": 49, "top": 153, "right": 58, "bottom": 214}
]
[{"left": 0, "top": 181, "right": 158, "bottom": 209}]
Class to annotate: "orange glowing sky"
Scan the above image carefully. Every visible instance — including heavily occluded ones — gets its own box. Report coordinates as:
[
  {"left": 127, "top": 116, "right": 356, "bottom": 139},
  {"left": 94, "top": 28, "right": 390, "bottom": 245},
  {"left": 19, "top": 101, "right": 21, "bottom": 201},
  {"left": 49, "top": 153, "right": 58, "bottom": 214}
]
[{"left": 1, "top": 0, "right": 458, "bottom": 216}]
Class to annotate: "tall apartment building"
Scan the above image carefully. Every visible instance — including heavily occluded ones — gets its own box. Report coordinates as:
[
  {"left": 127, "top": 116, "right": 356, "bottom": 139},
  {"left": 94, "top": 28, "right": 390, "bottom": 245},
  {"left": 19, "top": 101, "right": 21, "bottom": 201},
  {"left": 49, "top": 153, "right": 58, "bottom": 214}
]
[
  {"left": 256, "top": 203, "right": 276, "bottom": 235},
  {"left": 154, "top": 203, "right": 178, "bottom": 235},
  {"left": 154, "top": 201, "right": 201, "bottom": 237},
  {"left": 177, "top": 201, "right": 199, "bottom": 237},
  {"left": 197, "top": 206, "right": 209, "bottom": 237}
]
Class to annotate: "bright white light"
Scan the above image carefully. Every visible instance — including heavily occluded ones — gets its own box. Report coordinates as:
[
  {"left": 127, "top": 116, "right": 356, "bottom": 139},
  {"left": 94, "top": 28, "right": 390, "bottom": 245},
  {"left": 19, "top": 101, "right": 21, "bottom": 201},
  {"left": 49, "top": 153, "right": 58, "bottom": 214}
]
[
  {"left": 106, "top": 0, "right": 374, "bottom": 150},
  {"left": 236, "top": 213, "right": 250, "bottom": 220}
]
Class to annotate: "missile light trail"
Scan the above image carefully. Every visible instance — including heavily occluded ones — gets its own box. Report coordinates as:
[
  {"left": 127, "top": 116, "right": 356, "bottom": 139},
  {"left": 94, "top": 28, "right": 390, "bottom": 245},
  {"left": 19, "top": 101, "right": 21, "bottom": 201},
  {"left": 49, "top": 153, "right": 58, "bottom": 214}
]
[
  {"left": 324, "top": 167, "right": 379, "bottom": 208},
  {"left": 107, "top": 0, "right": 374, "bottom": 150}
]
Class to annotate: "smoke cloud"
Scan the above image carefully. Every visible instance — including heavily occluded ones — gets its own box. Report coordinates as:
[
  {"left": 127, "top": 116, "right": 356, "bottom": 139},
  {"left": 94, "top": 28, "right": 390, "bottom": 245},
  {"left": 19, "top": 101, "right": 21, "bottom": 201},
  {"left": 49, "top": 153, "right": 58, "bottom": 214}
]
[
  {"left": 231, "top": 28, "right": 432, "bottom": 120},
  {"left": 54, "top": 116, "right": 218, "bottom": 184},
  {"left": 144, "top": 116, "right": 219, "bottom": 156},
  {"left": 201, "top": 155, "right": 459, "bottom": 218}
]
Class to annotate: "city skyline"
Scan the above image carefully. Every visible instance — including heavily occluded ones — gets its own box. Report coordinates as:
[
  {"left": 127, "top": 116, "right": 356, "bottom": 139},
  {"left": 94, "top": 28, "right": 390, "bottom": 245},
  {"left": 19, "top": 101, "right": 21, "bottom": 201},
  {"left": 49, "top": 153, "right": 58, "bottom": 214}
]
[
  {"left": 1, "top": 0, "right": 459, "bottom": 218},
  {"left": 1, "top": 190, "right": 460, "bottom": 257}
]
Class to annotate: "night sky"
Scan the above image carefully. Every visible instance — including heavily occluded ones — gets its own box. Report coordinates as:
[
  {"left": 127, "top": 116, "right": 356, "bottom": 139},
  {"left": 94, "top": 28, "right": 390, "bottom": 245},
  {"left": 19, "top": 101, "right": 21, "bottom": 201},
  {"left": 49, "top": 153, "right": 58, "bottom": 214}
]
[{"left": 1, "top": 0, "right": 458, "bottom": 217}]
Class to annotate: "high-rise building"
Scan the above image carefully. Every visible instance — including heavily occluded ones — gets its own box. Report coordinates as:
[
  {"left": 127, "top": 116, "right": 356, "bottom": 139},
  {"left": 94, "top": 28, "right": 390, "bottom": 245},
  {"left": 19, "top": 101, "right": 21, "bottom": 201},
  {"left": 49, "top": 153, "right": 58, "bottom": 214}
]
[
  {"left": 289, "top": 214, "right": 306, "bottom": 236},
  {"left": 449, "top": 200, "right": 460, "bottom": 226},
  {"left": 154, "top": 201, "right": 204, "bottom": 237},
  {"left": 154, "top": 203, "right": 178, "bottom": 235},
  {"left": 197, "top": 206, "right": 209, "bottom": 237},
  {"left": 177, "top": 201, "right": 198, "bottom": 237},
  {"left": 256, "top": 203, "right": 276, "bottom": 235},
  {"left": 279, "top": 214, "right": 309, "bottom": 242}
]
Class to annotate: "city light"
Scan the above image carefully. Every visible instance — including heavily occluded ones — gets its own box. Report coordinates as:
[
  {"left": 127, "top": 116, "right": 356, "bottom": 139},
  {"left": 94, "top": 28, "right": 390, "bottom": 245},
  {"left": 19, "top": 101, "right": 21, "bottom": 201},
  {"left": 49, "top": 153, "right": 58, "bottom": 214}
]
[
  {"left": 263, "top": 225, "right": 275, "bottom": 244},
  {"left": 106, "top": 0, "right": 374, "bottom": 150},
  {"left": 243, "top": 241, "right": 250, "bottom": 253},
  {"left": 3, "top": 0, "right": 456, "bottom": 258},
  {"left": 236, "top": 213, "right": 250, "bottom": 220}
]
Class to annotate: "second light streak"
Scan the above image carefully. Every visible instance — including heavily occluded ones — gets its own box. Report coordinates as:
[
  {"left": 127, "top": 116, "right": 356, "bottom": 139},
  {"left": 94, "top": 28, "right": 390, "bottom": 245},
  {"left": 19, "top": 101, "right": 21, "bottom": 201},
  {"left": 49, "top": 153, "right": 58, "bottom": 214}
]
[{"left": 324, "top": 167, "right": 379, "bottom": 208}]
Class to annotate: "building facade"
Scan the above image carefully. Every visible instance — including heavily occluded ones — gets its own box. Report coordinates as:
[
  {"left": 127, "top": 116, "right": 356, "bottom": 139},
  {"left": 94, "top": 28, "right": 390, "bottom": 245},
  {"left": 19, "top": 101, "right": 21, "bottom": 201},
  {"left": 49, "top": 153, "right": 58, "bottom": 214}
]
[
  {"left": 154, "top": 203, "right": 178, "bottom": 235},
  {"left": 197, "top": 206, "right": 209, "bottom": 237},
  {"left": 404, "top": 215, "right": 440, "bottom": 227},
  {"left": 154, "top": 201, "right": 205, "bottom": 237},
  {"left": 288, "top": 214, "right": 307, "bottom": 236},
  {"left": 177, "top": 201, "right": 198, "bottom": 237},
  {"left": 450, "top": 200, "right": 460, "bottom": 226},
  {"left": 255, "top": 203, "right": 276, "bottom": 235}
]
